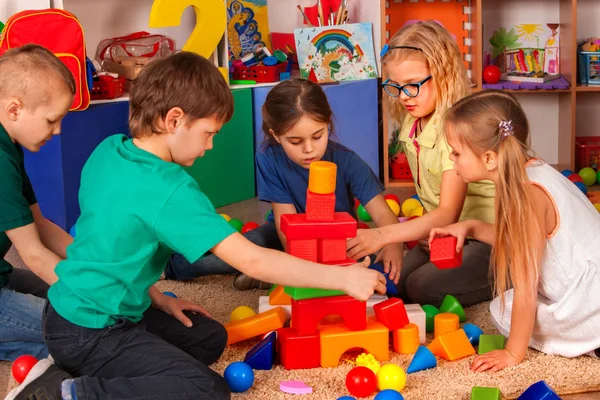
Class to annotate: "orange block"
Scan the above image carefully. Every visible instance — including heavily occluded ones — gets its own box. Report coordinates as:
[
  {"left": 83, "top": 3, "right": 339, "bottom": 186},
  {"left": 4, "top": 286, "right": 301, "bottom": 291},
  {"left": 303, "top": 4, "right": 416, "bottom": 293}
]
[
  {"left": 225, "top": 307, "right": 287, "bottom": 345},
  {"left": 269, "top": 285, "right": 291, "bottom": 305},
  {"left": 434, "top": 312, "right": 459, "bottom": 338},
  {"left": 393, "top": 323, "right": 419, "bottom": 354},
  {"left": 308, "top": 161, "right": 337, "bottom": 194},
  {"left": 427, "top": 329, "right": 475, "bottom": 361},
  {"left": 319, "top": 317, "right": 389, "bottom": 368}
]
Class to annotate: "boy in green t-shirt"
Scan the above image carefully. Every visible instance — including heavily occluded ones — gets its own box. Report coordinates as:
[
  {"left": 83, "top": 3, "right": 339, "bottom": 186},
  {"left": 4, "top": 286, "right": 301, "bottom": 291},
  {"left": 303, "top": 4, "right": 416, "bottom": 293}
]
[
  {"left": 0, "top": 45, "right": 75, "bottom": 361},
  {"left": 12, "top": 52, "right": 386, "bottom": 400}
]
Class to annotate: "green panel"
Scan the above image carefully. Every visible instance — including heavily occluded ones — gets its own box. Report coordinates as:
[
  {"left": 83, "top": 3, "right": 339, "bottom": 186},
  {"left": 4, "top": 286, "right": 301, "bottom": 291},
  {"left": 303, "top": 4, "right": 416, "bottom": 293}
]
[
  {"left": 185, "top": 88, "right": 255, "bottom": 208},
  {"left": 470, "top": 387, "right": 501, "bottom": 400},
  {"left": 284, "top": 286, "right": 345, "bottom": 300},
  {"left": 477, "top": 334, "right": 506, "bottom": 355}
]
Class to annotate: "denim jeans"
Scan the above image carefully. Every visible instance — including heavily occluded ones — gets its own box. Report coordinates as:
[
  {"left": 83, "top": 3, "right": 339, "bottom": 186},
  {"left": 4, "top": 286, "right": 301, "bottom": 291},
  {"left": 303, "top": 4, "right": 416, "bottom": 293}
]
[
  {"left": 44, "top": 301, "right": 230, "bottom": 399},
  {"left": 0, "top": 268, "right": 50, "bottom": 361},
  {"left": 165, "top": 222, "right": 283, "bottom": 280}
]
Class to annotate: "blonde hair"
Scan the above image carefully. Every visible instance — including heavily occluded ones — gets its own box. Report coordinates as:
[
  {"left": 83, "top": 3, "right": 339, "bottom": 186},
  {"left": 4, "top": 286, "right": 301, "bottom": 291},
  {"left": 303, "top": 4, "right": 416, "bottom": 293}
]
[
  {"left": 381, "top": 21, "right": 470, "bottom": 124},
  {"left": 444, "top": 90, "right": 543, "bottom": 301}
]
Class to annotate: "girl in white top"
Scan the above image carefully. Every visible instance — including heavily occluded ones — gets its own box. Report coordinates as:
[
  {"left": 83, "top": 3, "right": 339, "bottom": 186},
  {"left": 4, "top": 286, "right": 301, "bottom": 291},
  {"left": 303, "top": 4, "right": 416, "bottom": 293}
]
[{"left": 430, "top": 89, "right": 600, "bottom": 372}]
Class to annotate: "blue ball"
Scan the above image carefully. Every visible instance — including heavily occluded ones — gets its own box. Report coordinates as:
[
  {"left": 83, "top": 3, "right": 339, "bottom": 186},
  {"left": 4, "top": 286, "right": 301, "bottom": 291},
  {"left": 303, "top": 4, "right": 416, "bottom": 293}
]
[
  {"left": 224, "top": 361, "right": 254, "bottom": 393},
  {"left": 162, "top": 291, "right": 177, "bottom": 298},
  {"left": 69, "top": 224, "right": 76, "bottom": 237},
  {"left": 337, "top": 397, "right": 357, "bottom": 400},
  {"left": 410, "top": 194, "right": 421, "bottom": 203},
  {"left": 375, "top": 390, "right": 404, "bottom": 400},
  {"left": 561, "top": 169, "right": 574, "bottom": 178},
  {"left": 575, "top": 181, "right": 588, "bottom": 195}
]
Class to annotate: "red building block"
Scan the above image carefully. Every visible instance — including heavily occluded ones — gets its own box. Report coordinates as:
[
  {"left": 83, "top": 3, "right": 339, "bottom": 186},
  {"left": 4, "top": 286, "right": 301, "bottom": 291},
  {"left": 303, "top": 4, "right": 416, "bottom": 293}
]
[
  {"left": 306, "top": 189, "right": 335, "bottom": 221},
  {"left": 278, "top": 327, "right": 320, "bottom": 370},
  {"left": 280, "top": 212, "right": 357, "bottom": 240},
  {"left": 318, "top": 238, "right": 347, "bottom": 263},
  {"left": 287, "top": 239, "right": 317, "bottom": 262},
  {"left": 373, "top": 298, "right": 409, "bottom": 330},
  {"left": 430, "top": 236, "right": 463, "bottom": 269},
  {"left": 291, "top": 295, "right": 366, "bottom": 335}
]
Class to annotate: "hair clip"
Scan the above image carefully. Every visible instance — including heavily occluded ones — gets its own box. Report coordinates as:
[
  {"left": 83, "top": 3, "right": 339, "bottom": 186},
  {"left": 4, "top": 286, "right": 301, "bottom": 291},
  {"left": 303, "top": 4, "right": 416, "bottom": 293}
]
[
  {"left": 499, "top": 120, "right": 514, "bottom": 139},
  {"left": 380, "top": 44, "right": 422, "bottom": 58}
]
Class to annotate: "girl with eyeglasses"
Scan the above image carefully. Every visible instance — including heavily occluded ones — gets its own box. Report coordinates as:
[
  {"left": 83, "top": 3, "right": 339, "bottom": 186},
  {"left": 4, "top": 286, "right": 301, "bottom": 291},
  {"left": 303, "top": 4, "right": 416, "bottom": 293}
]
[{"left": 347, "top": 21, "right": 496, "bottom": 309}]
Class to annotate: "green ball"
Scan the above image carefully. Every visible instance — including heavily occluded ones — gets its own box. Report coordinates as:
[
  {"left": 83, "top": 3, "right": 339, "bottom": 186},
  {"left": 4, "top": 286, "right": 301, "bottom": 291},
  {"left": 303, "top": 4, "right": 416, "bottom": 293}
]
[
  {"left": 356, "top": 204, "right": 372, "bottom": 222},
  {"left": 422, "top": 304, "right": 440, "bottom": 332},
  {"left": 264, "top": 209, "right": 272, "bottom": 222},
  {"left": 579, "top": 167, "right": 597, "bottom": 187},
  {"left": 228, "top": 218, "right": 243, "bottom": 232}
]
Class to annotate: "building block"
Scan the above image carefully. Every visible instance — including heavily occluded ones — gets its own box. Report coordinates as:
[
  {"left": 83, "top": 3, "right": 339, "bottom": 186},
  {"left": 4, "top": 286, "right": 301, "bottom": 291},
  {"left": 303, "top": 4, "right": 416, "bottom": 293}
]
[
  {"left": 225, "top": 307, "right": 287, "bottom": 345},
  {"left": 319, "top": 317, "right": 389, "bottom": 367},
  {"left": 478, "top": 334, "right": 506, "bottom": 355},
  {"left": 269, "top": 285, "right": 291, "bottom": 305},
  {"left": 278, "top": 327, "right": 321, "bottom": 370},
  {"left": 243, "top": 331, "right": 276, "bottom": 370},
  {"left": 259, "top": 296, "right": 291, "bottom": 320},
  {"left": 422, "top": 304, "right": 440, "bottom": 332},
  {"left": 368, "top": 263, "right": 398, "bottom": 295},
  {"left": 427, "top": 329, "right": 476, "bottom": 361},
  {"left": 284, "top": 286, "right": 345, "bottom": 300},
  {"left": 280, "top": 212, "right": 357, "bottom": 240},
  {"left": 306, "top": 190, "right": 335, "bottom": 221},
  {"left": 471, "top": 387, "right": 502, "bottom": 400},
  {"left": 291, "top": 295, "right": 366, "bottom": 335},
  {"left": 318, "top": 238, "right": 347, "bottom": 263},
  {"left": 373, "top": 298, "right": 409, "bottom": 330},
  {"left": 430, "top": 236, "right": 463, "bottom": 269},
  {"left": 406, "top": 346, "right": 437, "bottom": 374},
  {"left": 287, "top": 239, "right": 318, "bottom": 262},
  {"left": 393, "top": 323, "right": 420, "bottom": 354},
  {"left": 405, "top": 304, "right": 427, "bottom": 344},
  {"left": 439, "top": 294, "right": 466, "bottom": 322},
  {"left": 463, "top": 323, "right": 484, "bottom": 346},
  {"left": 434, "top": 312, "right": 459, "bottom": 338},
  {"left": 367, "top": 294, "right": 389, "bottom": 317},
  {"left": 517, "top": 381, "right": 560, "bottom": 400},
  {"left": 307, "top": 161, "right": 337, "bottom": 194}
]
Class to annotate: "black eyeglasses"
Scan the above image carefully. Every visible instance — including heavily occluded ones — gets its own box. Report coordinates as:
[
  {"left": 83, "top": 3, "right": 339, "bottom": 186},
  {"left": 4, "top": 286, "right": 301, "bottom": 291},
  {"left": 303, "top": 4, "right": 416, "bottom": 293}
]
[{"left": 382, "top": 76, "right": 432, "bottom": 98}]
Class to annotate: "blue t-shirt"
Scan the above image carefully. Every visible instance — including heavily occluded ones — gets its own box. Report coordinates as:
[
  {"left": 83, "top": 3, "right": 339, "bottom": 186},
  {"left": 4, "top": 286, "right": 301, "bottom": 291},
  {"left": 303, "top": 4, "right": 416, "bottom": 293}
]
[{"left": 256, "top": 141, "right": 384, "bottom": 221}]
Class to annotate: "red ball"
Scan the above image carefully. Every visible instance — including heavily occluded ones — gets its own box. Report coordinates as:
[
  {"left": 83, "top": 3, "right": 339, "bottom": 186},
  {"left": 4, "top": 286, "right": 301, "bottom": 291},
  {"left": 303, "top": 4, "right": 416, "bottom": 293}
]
[
  {"left": 405, "top": 216, "right": 420, "bottom": 249},
  {"left": 384, "top": 194, "right": 400, "bottom": 205},
  {"left": 241, "top": 221, "right": 260, "bottom": 234},
  {"left": 12, "top": 355, "right": 38, "bottom": 384},
  {"left": 354, "top": 198, "right": 360, "bottom": 210},
  {"left": 358, "top": 222, "right": 370, "bottom": 229},
  {"left": 345, "top": 366, "right": 377, "bottom": 398},
  {"left": 568, "top": 173, "right": 584, "bottom": 184},
  {"left": 483, "top": 65, "right": 501, "bottom": 84}
]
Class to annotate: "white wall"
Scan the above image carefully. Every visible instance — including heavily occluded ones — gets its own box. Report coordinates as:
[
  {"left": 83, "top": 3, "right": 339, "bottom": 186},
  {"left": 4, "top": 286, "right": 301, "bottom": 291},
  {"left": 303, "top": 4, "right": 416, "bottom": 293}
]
[{"left": 1, "top": 0, "right": 51, "bottom": 23}]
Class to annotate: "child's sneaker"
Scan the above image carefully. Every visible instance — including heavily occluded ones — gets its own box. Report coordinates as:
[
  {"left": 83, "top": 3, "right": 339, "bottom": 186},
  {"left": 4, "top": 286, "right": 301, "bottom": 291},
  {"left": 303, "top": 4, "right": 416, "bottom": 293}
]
[
  {"left": 6, "top": 357, "right": 71, "bottom": 400},
  {"left": 233, "top": 273, "right": 271, "bottom": 290}
]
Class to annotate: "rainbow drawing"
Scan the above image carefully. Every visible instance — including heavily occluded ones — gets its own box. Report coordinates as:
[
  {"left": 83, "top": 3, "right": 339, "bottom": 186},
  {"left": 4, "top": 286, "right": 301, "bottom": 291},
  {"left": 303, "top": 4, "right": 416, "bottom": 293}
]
[{"left": 311, "top": 29, "right": 358, "bottom": 55}]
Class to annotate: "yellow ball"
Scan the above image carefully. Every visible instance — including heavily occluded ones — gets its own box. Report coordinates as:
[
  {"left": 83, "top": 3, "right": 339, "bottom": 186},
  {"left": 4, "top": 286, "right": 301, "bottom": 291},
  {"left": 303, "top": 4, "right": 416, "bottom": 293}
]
[
  {"left": 377, "top": 363, "right": 406, "bottom": 392},
  {"left": 401, "top": 198, "right": 421, "bottom": 217},
  {"left": 220, "top": 213, "right": 231, "bottom": 222},
  {"left": 386, "top": 199, "right": 400, "bottom": 216},
  {"left": 410, "top": 206, "right": 424, "bottom": 217},
  {"left": 230, "top": 306, "right": 256, "bottom": 322},
  {"left": 594, "top": 203, "right": 600, "bottom": 213}
]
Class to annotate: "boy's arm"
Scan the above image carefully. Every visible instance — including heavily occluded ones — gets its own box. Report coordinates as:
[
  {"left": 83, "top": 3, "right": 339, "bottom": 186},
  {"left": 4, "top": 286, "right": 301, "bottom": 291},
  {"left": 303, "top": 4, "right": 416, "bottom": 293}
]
[
  {"left": 272, "top": 202, "right": 297, "bottom": 250},
  {"left": 31, "top": 203, "right": 73, "bottom": 259}
]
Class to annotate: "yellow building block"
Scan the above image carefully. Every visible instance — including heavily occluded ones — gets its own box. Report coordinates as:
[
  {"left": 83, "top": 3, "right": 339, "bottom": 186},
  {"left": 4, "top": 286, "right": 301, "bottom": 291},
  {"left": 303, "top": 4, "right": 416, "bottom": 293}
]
[
  {"left": 225, "top": 307, "right": 287, "bottom": 345},
  {"left": 393, "top": 323, "right": 419, "bottom": 354},
  {"left": 269, "top": 285, "right": 291, "bottom": 305},
  {"left": 319, "top": 317, "right": 389, "bottom": 368},
  {"left": 308, "top": 161, "right": 337, "bottom": 194},
  {"left": 434, "top": 312, "right": 459, "bottom": 338},
  {"left": 427, "top": 329, "right": 475, "bottom": 361}
]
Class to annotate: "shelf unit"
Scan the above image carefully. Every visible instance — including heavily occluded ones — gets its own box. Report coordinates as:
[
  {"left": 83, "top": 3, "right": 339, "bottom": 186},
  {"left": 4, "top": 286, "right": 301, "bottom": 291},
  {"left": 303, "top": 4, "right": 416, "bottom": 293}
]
[{"left": 381, "top": 0, "right": 599, "bottom": 188}]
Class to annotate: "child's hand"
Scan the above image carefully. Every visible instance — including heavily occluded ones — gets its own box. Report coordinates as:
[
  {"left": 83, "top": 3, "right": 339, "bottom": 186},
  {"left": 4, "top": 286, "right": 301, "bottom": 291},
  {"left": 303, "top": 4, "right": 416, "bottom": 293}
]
[
  {"left": 471, "top": 350, "right": 521, "bottom": 372},
  {"left": 428, "top": 222, "right": 471, "bottom": 253},
  {"left": 375, "top": 244, "right": 403, "bottom": 283},
  {"left": 342, "top": 257, "right": 387, "bottom": 301},
  {"left": 156, "top": 295, "right": 212, "bottom": 328},
  {"left": 346, "top": 229, "right": 386, "bottom": 260},
  {"left": 418, "top": 239, "right": 430, "bottom": 253}
]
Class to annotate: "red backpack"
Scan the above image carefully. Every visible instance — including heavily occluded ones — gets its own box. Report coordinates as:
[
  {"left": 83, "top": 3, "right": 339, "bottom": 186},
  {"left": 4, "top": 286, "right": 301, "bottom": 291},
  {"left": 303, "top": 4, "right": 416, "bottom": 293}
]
[{"left": 0, "top": 9, "right": 90, "bottom": 111}]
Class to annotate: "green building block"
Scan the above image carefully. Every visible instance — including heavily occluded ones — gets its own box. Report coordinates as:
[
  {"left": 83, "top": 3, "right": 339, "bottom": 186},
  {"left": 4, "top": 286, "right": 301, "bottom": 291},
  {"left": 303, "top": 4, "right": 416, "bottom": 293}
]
[
  {"left": 284, "top": 286, "right": 345, "bottom": 300},
  {"left": 478, "top": 334, "right": 506, "bottom": 355},
  {"left": 422, "top": 304, "right": 440, "bottom": 332},
  {"left": 439, "top": 294, "right": 466, "bottom": 322},
  {"left": 471, "top": 386, "right": 501, "bottom": 400}
]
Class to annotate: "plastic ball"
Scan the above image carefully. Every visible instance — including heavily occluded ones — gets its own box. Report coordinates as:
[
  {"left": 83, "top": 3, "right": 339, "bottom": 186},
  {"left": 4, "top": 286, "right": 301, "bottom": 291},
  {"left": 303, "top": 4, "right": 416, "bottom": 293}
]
[
  {"left": 398, "top": 217, "right": 410, "bottom": 223},
  {"left": 482, "top": 65, "right": 501, "bottom": 84},
  {"left": 230, "top": 306, "right": 256, "bottom": 322},
  {"left": 228, "top": 218, "right": 243, "bottom": 232},
  {"left": 356, "top": 204, "right": 372, "bottom": 222},
  {"left": 401, "top": 198, "right": 421, "bottom": 217},
  {"left": 561, "top": 169, "right": 574, "bottom": 177},
  {"left": 264, "top": 209, "right": 272, "bottom": 222},
  {"left": 345, "top": 366, "right": 377, "bottom": 398},
  {"left": 568, "top": 174, "right": 584, "bottom": 184},
  {"left": 12, "top": 355, "right": 38, "bottom": 384},
  {"left": 384, "top": 194, "right": 400, "bottom": 205},
  {"left": 358, "top": 222, "right": 370, "bottom": 229},
  {"left": 597, "top": 169, "right": 600, "bottom": 185},
  {"left": 579, "top": 167, "right": 597, "bottom": 186},
  {"left": 241, "top": 221, "right": 260, "bottom": 234},
  {"left": 375, "top": 389, "right": 405, "bottom": 400},
  {"left": 386, "top": 199, "right": 401, "bottom": 216},
  {"left": 377, "top": 363, "right": 406, "bottom": 392},
  {"left": 162, "top": 291, "right": 177, "bottom": 298},
  {"left": 69, "top": 224, "right": 76, "bottom": 237},
  {"left": 575, "top": 181, "right": 588, "bottom": 195},
  {"left": 337, "top": 397, "right": 357, "bottom": 400},
  {"left": 223, "top": 361, "right": 254, "bottom": 392},
  {"left": 354, "top": 198, "right": 360, "bottom": 209},
  {"left": 410, "top": 206, "right": 424, "bottom": 217},
  {"left": 410, "top": 194, "right": 421, "bottom": 203},
  {"left": 594, "top": 203, "right": 600, "bottom": 213},
  {"left": 220, "top": 213, "right": 231, "bottom": 222}
]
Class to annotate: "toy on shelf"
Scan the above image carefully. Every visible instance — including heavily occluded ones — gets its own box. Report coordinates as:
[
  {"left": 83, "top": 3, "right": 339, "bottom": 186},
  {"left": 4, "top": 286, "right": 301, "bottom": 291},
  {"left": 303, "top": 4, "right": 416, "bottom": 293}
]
[
  {"left": 578, "top": 37, "right": 600, "bottom": 85},
  {"left": 91, "top": 73, "right": 126, "bottom": 100},
  {"left": 482, "top": 65, "right": 501, "bottom": 84}
]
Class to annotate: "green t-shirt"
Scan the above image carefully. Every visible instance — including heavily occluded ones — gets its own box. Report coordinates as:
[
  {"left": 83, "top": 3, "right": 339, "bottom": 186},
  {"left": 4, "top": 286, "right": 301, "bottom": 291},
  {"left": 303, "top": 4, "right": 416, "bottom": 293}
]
[
  {"left": 0, "top": 124, "right": 37, "bottom": 288},
  {"left": 48, "top": 134, "right": 235, "bottom": 329}
]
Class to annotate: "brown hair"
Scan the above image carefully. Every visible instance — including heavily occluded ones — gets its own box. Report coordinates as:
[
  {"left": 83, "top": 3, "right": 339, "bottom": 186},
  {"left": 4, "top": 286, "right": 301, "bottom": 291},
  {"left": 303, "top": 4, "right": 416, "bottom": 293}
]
[
  {"left": 129, "top": 52, "right": 233, "bottom": 138},
  {"left": 261, "top": 79, "right": 335, "bottom": 147},
  {"left": 444, "top": 90, "right": 542, "bottom": 301},
  {"left": 0, "top": 44, "right": 76, "bottom": 106}
]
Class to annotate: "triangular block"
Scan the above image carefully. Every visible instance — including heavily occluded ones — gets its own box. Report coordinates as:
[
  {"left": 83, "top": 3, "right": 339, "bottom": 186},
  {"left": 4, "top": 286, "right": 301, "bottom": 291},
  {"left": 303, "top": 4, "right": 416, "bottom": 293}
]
[
  {"left": 462, "top": 323, "right": 484, "bottom": 346},
  {"left": 427, "top": 329, "right": 475, "bottom": 361},
  {"left": 407, "top": 346, "right": 437, "bottom": 373},
  {"left": 517, "top": 380, "right": 560, "bottom": 399},
  {"left": 244, "top": 332, "right": 276, "bottom": 370},
  {"left": 269, "top": 285, "right": 292, "bottom": 305},
  {"left": 439, "top": 294, "right": 466, "bottom": 322}
]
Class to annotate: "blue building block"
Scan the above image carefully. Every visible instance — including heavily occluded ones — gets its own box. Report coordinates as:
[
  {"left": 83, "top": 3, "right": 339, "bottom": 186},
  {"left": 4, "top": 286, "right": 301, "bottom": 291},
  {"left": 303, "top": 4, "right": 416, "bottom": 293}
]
[
  {"left": 243, "top": 331, "right": 276, "bottom": 370},
  {"left": 518, "top": 381, "right": 560, "bottom": 400},
  {"left": 368, "top": 262, "right": 398, "bottom": 295},
  {"left": 462, "top": 323, "right": 484, "bottom": 346},
  {"left": 407, "top": 346, "right": 437, "bottom": 374}
]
